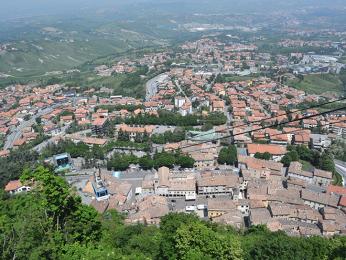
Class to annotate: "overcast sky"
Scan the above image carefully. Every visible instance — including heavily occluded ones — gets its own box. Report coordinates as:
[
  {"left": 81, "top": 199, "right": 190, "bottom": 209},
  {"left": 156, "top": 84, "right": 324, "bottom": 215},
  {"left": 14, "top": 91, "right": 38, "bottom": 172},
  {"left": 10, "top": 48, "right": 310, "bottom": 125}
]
[
  {"left": 0, "top": 0, "right": 120, "bottom": 19},
  {"left": 1, "top": 0, "right": 344, "bottom": 21}
]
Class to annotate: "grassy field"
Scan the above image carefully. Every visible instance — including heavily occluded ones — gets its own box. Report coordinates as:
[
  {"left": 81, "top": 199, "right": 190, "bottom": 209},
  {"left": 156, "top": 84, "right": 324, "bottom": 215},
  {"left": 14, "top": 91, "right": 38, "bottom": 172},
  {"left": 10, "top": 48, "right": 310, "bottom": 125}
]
[
  {"left": 287, "top": 74, "right": 345, "bottom": 95},
  {"left": 224, "top": 75, "right": 258, "bottom": 82}
]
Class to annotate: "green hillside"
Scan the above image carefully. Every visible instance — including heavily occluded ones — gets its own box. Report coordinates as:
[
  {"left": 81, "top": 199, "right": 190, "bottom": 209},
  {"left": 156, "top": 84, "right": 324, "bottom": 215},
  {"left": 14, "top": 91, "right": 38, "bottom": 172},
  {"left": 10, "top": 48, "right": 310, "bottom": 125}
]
[
  {"left": 0, "top": 17, "right": 170, "bottom": 86},
  {"left": 287, "top": 74, "right": 345, "bottom": 95}
]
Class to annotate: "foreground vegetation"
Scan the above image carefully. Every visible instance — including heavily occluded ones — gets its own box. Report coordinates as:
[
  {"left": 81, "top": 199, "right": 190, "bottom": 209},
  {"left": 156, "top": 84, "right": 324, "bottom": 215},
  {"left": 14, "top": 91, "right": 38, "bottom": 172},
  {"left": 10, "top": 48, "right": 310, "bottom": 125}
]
[{"left": 0, "top": 166, "right": 345, "bottom": 259}]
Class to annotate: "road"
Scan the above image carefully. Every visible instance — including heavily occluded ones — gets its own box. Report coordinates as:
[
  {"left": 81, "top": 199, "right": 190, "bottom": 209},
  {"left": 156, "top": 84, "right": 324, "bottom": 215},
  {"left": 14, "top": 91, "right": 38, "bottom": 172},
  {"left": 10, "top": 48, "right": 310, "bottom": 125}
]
[
  {"left": 4, "top": 103, "right": 62, "bottom": 150},
  {"left": 174, "top": 79, "right": 189, "bottom": 100},
  {"left": 334, "top": 160, "right": 346, "bottom": 187},
  {"left": 225, "top": 105, "right": 232, "bottom": 126},
  {"left": 145, "top": 73, "right": 168, "bottom": 101}
]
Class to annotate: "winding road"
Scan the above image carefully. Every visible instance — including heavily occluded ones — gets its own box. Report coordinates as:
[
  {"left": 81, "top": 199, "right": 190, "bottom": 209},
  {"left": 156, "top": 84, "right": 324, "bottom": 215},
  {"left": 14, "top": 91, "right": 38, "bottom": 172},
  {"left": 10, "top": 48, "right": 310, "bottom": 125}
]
[
  {"left": 334, "top": 160, "right": 346, "bottom": 187},
  {"left": 4, "top": 104, "right": 62, "bottom": 150},
  {"left": 145, "top": 73, "right": 168, "bottom": 101}
]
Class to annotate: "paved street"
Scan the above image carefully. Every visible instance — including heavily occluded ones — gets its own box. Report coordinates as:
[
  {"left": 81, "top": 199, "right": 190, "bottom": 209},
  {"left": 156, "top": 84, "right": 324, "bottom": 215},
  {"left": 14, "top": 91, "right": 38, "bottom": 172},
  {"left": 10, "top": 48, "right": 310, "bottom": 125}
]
[
  {"left": 4, "top": 103, "right": 62, "bottom": 150},
  {"left": 174, "top": 79, "right": 189, "bottom": 100},
  {"left": 334, "top": 160, "right": 346, "bottom": 187},
  {"left": 145, "top": 73, "right": 168, "bottom": 101}
]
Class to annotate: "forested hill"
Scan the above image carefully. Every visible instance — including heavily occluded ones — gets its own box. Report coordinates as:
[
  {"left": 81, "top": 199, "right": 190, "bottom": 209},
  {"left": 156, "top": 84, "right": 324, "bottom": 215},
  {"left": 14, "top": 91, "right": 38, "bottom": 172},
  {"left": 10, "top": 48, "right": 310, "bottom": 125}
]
[{"left": 0, "top": 166, "right": 345, "bottom": 259}]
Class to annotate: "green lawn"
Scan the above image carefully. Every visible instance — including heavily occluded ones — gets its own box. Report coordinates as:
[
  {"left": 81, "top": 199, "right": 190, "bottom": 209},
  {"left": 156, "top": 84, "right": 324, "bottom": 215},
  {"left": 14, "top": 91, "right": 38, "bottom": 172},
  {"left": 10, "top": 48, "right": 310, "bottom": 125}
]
[
  {"left": 287, "top": 74, "right": 344, "bottom": 95},
  {"left": 300, "top": 160, "right": 314, "bottom": 172},
  {"left": 225, "top": 75, "right": 257, "bottom": 82}
]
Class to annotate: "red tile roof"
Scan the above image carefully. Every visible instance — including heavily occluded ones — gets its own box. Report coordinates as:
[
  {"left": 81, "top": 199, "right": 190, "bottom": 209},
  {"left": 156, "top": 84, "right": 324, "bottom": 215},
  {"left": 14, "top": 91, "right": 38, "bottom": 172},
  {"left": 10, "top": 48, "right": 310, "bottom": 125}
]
[
  {"left": 327, "top": 185, "right": 346, "bottom": 196},
  {"left": 339, "top": 196, "right": 346, "bottom": 207},
  {"left": 92, "top": 118, "right": 108, "bottom": 126},
  {"left": 0, "top": 150, "right": 10, "bottom": 158},
  {"left": 247, "top": 144, "right": 287, "bottom": 155},
  {"left": 5, "top": 180, "right": 22, "bottom": 192}
]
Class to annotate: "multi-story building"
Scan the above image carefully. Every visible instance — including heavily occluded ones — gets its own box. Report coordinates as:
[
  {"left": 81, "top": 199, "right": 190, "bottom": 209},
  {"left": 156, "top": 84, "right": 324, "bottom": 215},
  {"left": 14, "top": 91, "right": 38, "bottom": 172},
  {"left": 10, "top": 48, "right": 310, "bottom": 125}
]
[
  {"left": 301, "top": 190, "right": 339, "bottom": 210},
  {"left": 287, "top": 162, "right": 313, "bottom": 183},
  {"left": 197, "top": 172, "right": 239, "bottom": 196},
  {"left": 313, "top": 169, "right": 332, "bottom": 187},
  {"left": 91, "top": 118, "right": 109, "bottom": 136},
  {"left": 153, "top": 167, "right": 197, "bottom": 199},
  {"left": 116, "top": 124, "right": 155, "bottom": 142}
]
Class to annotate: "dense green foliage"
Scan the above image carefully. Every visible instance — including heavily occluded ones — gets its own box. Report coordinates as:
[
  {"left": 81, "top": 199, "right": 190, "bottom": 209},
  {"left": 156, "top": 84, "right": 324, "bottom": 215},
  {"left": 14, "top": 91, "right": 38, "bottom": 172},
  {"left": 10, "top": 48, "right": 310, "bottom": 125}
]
[
  {"left": 0, "top": 167, "right": 102, "bottom": 259},
  {"left": 218, "top": 145, "right": 238, "bottom": 165},
  {"left": 41, "top": 139, "right": 150, "bottom": 164},
  {"left": 96, "top": 104, "right": 144, "bottom": 113},
  {"left": 1, "top": 167, "right": 345, "bottom": 260},
  {"left": 284, "top": 145, "right": 342, "bottom": 185},
  {"left": 107, "top": 153, "right": 139, "bottom": 171},
  {"left": 151, "top": 128, "right": 186, "bottom": 144},
  {"left": 107, "top": 151, "right": 195, "bottom": 171},
  {"left": 330, "top": 139, "right": 346, "bottom": 162},
  {"left": 254, "top": 152, "right": 272, "bottom": 161},
  {"left": 281, "top": 150, "right": 300, "bottom": 167},
  {"left": 124, "top": 111, "right": 227, "bottom": 126},
  {"left": 0, "top": 149, "right": 39, "bottom": 188},
  {"left": 42, "top": 140, "right": 105, "bottom": 160},
  {"left": 287, "top": 145, "right": 335, "bottom": 171}
]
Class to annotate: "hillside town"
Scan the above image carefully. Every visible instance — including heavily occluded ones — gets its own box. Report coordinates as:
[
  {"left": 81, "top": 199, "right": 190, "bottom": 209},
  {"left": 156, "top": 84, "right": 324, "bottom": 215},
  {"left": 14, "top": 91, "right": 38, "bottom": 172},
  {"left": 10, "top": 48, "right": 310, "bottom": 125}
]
[{"left": 1, "top": 36, "right": 346, "bottom": 238}]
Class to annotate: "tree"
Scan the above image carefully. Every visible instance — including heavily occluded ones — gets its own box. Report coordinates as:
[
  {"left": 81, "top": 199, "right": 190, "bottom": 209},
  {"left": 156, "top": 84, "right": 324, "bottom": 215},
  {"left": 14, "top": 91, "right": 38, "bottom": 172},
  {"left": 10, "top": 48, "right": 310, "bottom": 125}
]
[
  {"left": 319, "top": 152, "right": 335, "bottom": 172},
  {"left": 154, "top": 152, "right": 176, "bottom": 169},
  {"left": 139, "top": 156, "right": 154, "bottom": 170},
  {"left": 91, "top": 145, "right": 105, "bottom": 160},
  {"left": 249, "top": 233, "right": 303, "bottom": 260},
  {"left": 160, "top": 213, "right": 200, "bottom": 259},
  {"left": 281, "top": 154, "right": 292, "bottom": 167},
  {"left": 0, "top": 166, "right": 102, "bottom": 259},
  {"left": 151, "top": 134, "right": 166, "bottom": 144},
  {"left": 21, "top": 167, "right": 101, "bottom": 242},
  {"left": 218, "top": 145, "right": 237, "bottom": 165},
  {"left": 117, "top": 129, "right": 130, "bottom": 142},
  {"left": 107, "top": 154, "right": 130, "bottom": 171},
  {"left": 0, "top": 148, "right": 39, "bottom": 189},
  {"left": 60, "top": 243, "right": 121, "bottom": 260},
  {"left": 174, "top": 222, "right": 243, "bottom": 260},
  {"left": 201, "top": 123, "right": 213, "bottom": 132},
  {"left": 295, "top": 145, "right": 314, "bottom": 162},
  {"left": 254, "top": 152, "right": 272, "bottom": 160},
  {"left": 176, "top": 155, "right": 195, "bottom": 169},
  {"left": 35, "top": 117, "right": 42, "bottom": 125},
  {"left": 281, "top": 150, "right": 299, "bottom": 167},
  {"left": 287, "top": 150, "right": 299, "bottom": 161}
]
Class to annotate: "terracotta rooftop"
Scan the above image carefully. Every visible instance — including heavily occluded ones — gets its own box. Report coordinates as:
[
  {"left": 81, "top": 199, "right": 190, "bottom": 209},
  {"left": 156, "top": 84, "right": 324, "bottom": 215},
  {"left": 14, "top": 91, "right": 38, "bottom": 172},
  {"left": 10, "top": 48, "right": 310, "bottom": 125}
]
[
  {"left": 5, "top": 180, "right": 23, "bottom": 192},
  {"left": 327, "top": 185, "right": 346, "bottom": 196},
  {"left": 247, "top": 143, "right": 287, "bottom": 155},
  {"left": 198, "top": 174, "right": 239, "bottom": 188},
  {"left": 301, "top": 190, "right": 339, "bottom": 208},
  {"left": 314, "top": 169, "right": 332, "bottom": 180},
  {"left": 92, "top": 117, "right": 108, "bottom": 126}
]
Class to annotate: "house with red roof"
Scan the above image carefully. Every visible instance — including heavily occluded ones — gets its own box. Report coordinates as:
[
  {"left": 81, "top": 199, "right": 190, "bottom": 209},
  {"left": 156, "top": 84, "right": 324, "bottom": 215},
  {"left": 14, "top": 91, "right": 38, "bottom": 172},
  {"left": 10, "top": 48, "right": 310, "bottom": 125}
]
[
  {"left": 5, "top": 180, "right": 31, "bottom": 195},
  {"left": 92, "top": 118, "right": 109, "bottom": 136},
  {"left": 247, "top": 143, "right": 287, "bottom": 161}
]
